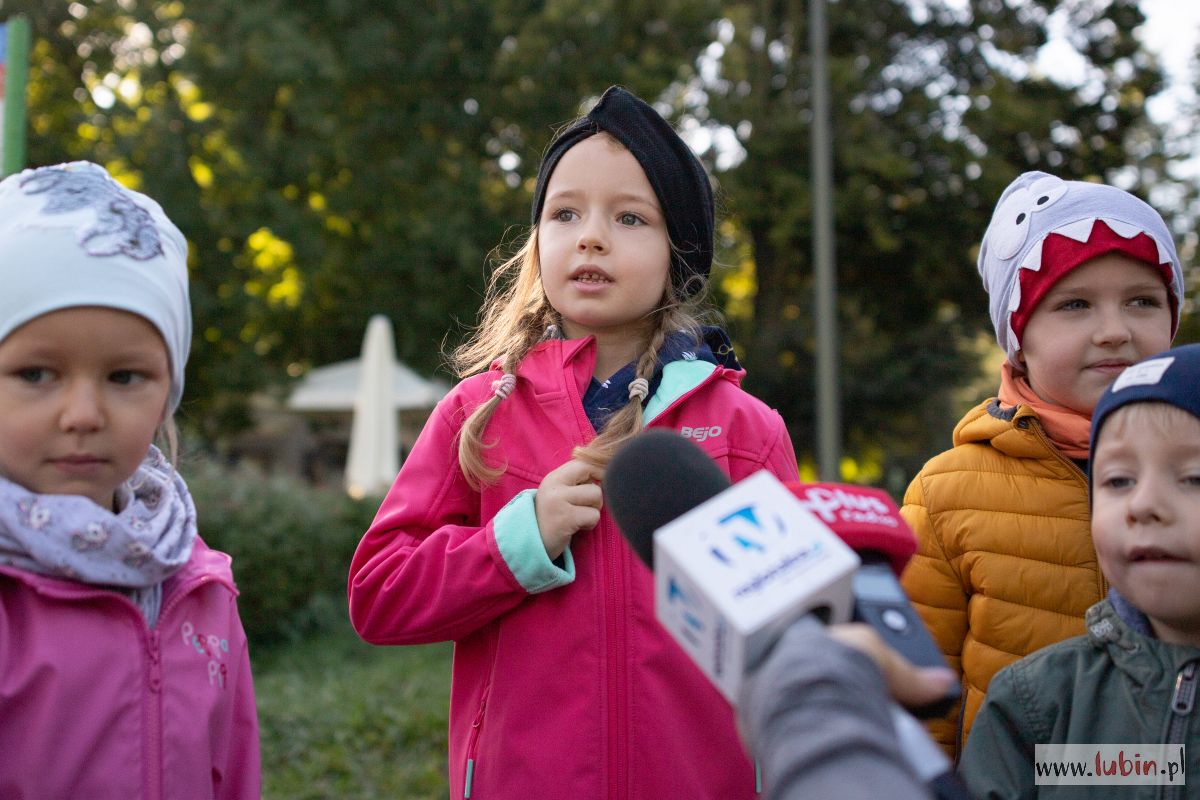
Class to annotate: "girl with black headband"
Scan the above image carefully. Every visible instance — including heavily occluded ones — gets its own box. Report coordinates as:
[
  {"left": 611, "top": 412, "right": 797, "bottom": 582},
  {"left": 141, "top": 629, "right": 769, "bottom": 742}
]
[{"left": 349, "top": 86, "right": 798, "bottom": 799}]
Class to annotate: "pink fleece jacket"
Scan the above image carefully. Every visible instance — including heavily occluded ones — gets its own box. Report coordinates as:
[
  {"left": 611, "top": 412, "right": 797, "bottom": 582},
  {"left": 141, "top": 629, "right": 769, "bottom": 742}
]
[
  {"left": 349, "top": 337, "right": 799, "bottom": 800},
  {"left": 0, "top": 537, "right": 260, "bottom": 799}
]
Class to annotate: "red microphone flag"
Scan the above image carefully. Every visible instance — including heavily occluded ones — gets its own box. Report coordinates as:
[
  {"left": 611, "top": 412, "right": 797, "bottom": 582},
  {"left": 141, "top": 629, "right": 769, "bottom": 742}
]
[{"left": 785, "top": 482, "right": 917, "bottom": 577}]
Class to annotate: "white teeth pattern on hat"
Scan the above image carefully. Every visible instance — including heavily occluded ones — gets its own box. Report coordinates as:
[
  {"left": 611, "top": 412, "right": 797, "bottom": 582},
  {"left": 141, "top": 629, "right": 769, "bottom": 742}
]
[
  {"left": 1006, "top": 215, "right": 1172, "bottom": 315},
  {"left": 1052, "top": 216, "right": 1100, "bottom": 243},
  {"left": 1103, "top": 218, "right": 1144, "bottom": 239}
]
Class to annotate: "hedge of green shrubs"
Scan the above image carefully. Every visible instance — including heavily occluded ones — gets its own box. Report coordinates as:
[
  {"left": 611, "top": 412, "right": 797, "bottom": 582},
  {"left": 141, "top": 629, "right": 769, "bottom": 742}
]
[{"left": 184, "top": 457, "right": 380, "bottom": 645}]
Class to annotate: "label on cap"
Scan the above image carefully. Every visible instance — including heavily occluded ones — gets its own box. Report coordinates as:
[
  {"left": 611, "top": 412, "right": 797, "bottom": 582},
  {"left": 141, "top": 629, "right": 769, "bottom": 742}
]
[{"left": 1112, "top": 356, "right": 1174, "bottom": 393}]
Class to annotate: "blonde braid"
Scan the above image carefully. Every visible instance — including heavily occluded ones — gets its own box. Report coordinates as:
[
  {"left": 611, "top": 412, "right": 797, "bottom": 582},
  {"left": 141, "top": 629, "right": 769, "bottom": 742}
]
[
  {"left": 456, "top": 316, "right": 553, "bottom": 488},
  {"left": 573, "top": 313, "right": 689, "bottom": 469},
  {"left": 455, "top": 228, "right": 562, "bottom": 488}
]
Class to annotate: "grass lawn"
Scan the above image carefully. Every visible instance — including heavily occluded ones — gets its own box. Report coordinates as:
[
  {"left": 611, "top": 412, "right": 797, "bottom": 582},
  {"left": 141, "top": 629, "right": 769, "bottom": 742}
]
[{"left": 253, "top": 621, "right": 453, "bottom": 799}]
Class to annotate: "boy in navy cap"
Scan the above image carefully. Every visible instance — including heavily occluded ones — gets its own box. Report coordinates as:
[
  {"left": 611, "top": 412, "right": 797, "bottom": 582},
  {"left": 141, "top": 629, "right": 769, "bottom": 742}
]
[{"left": 961, "top": 343, "right": 1200, "bottom": 797}]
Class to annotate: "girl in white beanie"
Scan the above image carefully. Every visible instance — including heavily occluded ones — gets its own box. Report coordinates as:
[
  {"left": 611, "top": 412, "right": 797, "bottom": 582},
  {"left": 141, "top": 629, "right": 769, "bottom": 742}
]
[
  {"left": 897, "top": 171, "right": 1186, "bottom": 760},
  {"left": 0, "top": 162, "right": 260, "bottom": 799}
]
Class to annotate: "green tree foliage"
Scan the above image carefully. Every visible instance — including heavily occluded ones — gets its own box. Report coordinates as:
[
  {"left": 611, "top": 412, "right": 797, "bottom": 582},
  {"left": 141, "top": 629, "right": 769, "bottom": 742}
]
[
  {"left": 3, "top": 0, "right": 1183, "bottom": 484},
  {"left": 174, "top": 0, "right": 517, "bottom": 438},
  {"left": 5, "top": 0, "right": 718, "bottom": 445},
  {"left": 697, "top": 0, "right": 1172, "bottom": 482},
  {"left": 11, "top": 0, "right": 287, "bottom": 437}
]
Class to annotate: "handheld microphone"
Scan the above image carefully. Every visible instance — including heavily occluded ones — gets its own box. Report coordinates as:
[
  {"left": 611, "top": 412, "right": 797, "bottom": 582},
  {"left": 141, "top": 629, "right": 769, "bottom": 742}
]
[
  {"left": 605, "top": 429, "right": 957, "bottom": 715},
  {"left": 604, "top": 427, "right": 732, "bottom": 571},
  {"left": 605, "top": 429, "right": 967, "bottom": 800},
  {"left": 786, "top": 482, "right": 960, "bottom": 719},
  {"left": 606, "top": 429, "right": 860, "bottom": 703}
]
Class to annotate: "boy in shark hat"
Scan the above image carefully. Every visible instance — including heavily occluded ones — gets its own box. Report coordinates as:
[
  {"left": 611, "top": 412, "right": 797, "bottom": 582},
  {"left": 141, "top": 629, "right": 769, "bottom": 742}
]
[{"left": 898, "top": 171, "right": 1186, "bottom": 758}]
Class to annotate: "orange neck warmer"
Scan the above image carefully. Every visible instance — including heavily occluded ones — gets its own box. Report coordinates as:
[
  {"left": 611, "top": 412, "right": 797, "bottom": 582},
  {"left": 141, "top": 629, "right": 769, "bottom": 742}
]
[{"left": 997, "top": 361, "right": 1092, "bottom": 459}]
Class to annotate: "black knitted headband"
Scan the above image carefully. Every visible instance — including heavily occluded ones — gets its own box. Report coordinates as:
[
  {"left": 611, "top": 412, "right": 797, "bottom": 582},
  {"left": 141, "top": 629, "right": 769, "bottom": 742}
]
[{"left": 530, "top": 85, "right": 714, "bottom": 298}]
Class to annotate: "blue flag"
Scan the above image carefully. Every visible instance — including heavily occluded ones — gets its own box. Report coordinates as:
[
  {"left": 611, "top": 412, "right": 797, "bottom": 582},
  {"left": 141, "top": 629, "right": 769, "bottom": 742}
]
[
  {"left": 1, "top": 22, "right": 8, "bottom": 99},
  {"left": 0, "top": 20, "right": 8, "bottom": 167},
  {"left": 1, "top": 21, "right": 8, "bottom": 155}
]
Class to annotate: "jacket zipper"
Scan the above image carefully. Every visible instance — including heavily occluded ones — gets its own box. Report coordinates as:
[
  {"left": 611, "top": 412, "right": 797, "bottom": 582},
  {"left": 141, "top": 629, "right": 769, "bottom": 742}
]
[
  {"left": 1160, "top": 661, "right": 1196, "bottom": 800},
  {"left": 604, "top": 515, "right": 628, "bottom": 800},
  {"left": 462, "top": 642, "right": 501, "bottom": 800},
  {"left": 952, "top": 694, "right": 965, "bottom": 764},
  {"left": 146, "top": 575, "right": 213, "bottom": 800},
  {"left": 1020, "top": 418, "right": 1108, "bottom": 598},
  {"left": 563, "top": 344, "right": 654, "bottom": 800},
  {"left": 955, "top": 415, "right": 1097, "bottom": 760},
  {"left": 145, "top": 628, "right": 164, "bottom": 800},
  {"left": 565, "top": 350, "right": 727, "bottom": 797},
  {"left": 463, "top": 688, "right": 489, "bottom": 799},
  {"left": 2, "top": 568, "right": 226, "bottom": 800},
  {"left": 642, "top": 365, "right": 760, "bottom": 793}
]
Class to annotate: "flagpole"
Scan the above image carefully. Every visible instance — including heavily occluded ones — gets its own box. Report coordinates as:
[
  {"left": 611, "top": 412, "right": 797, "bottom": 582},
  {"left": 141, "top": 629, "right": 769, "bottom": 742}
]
[
  {"left": 2, "top": 14, "right": 30, "bottom": 177},
  {"left": 809, "top": 0, "right": 841, "bottom": 480}
]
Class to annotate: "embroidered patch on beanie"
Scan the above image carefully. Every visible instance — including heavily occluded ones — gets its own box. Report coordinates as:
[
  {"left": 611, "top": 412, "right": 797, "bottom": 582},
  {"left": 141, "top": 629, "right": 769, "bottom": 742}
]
[
  {"left": 18, "top": 164, "right": 166, "bottom": 260},
  {"left": 1090, "top": 343, "right": 1200, "bottom": 465},
  {"left": 0, "top": 161, "right": 192, "bottom": 411},
  {"left": 1110, "top": 356, "right": 1176, "bottom": 393}
]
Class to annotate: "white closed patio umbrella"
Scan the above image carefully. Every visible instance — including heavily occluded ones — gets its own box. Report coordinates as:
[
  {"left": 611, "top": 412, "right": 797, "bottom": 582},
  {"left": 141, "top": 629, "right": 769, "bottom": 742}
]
[{"left": 344, "top": 315, "right": 399, "bottom": 498}]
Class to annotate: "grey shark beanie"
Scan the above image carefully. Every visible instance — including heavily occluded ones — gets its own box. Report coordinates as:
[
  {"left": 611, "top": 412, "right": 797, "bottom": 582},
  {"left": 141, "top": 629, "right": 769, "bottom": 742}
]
[{"left": 977, "top": 171, "right": 1184, "bottom": 362}]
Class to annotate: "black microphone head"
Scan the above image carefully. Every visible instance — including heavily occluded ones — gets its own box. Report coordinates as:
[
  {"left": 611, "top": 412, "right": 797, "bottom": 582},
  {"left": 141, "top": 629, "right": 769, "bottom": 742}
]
[{"left": 604, "top": 429, "right": 731, "bottom": 569}]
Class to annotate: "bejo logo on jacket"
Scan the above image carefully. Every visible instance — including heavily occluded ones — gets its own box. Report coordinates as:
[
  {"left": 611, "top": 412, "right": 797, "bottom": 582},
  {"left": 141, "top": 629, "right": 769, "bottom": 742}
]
[{"left": 681, "top": 425, "right": 722, "bottom": 442}]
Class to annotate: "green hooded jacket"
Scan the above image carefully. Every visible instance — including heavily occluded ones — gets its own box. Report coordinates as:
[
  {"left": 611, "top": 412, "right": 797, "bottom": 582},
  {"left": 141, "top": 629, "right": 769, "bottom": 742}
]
[{"left": 960, "top": 596, "right": 1199, "bottom": 799}]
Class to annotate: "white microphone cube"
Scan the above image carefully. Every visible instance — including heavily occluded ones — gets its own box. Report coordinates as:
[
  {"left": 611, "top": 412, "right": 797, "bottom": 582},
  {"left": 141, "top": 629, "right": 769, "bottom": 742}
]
[{"left": 652, "top": 470, "right": 860, "bottom": 704}]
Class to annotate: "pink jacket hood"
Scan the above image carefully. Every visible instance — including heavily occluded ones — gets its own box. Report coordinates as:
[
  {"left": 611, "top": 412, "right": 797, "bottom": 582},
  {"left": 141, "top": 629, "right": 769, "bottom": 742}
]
[
  {"left": 350, "top": 337, "right": 798, "bottom": 800},
  {"left": 0, "top": 537, "right": 260, "bottom": 799}
]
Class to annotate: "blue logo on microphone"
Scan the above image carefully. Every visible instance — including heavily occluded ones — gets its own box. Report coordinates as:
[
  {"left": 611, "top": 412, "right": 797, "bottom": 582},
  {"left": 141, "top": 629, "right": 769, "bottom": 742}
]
[
  {"left": 707, "top": 503, "right": 786, "bottom": 566},
  {"left": 667, "top": 576, "right": 705, "bottom": 646}
]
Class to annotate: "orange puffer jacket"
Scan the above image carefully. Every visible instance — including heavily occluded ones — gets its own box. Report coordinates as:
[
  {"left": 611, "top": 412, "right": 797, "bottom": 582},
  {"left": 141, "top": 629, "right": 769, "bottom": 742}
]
[{"left": 899, "top": 398, "right": 1106, "bottom": 760}]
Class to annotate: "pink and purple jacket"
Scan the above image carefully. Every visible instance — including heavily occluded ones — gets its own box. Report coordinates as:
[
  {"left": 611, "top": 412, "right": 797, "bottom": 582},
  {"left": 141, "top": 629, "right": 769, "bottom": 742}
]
[
  {"left": 349, "top": 337, "right": 799, "bottom": 800},
  {"left": 0, "top": 537, "right": 260, "bottom": 800}
]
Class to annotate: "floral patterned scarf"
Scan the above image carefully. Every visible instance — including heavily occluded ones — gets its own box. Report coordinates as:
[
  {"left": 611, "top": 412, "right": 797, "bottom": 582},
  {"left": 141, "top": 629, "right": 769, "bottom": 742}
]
[{"left": 0, "top": 447, "right": 196, "bottom": 626}]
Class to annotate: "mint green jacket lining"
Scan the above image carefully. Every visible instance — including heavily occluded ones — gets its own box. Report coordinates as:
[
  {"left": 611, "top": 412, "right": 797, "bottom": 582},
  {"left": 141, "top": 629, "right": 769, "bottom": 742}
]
[{"left": 492, "top": 359, "right": 718, "bottom": 594}]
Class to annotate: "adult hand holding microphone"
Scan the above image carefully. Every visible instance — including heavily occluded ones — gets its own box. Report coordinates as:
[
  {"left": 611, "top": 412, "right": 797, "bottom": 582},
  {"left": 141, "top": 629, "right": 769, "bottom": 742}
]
[
  {"left": 821, "top": 623, "right": 958, "bottom": 712},
  {"left": 604, "top": 429, "right": 967, "bottom": 800}
]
